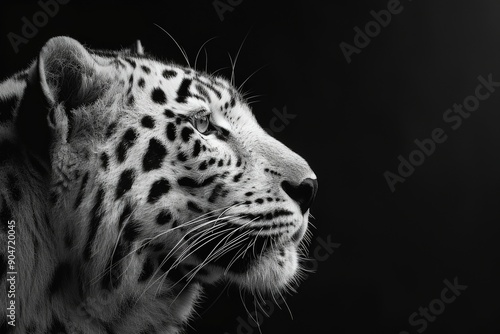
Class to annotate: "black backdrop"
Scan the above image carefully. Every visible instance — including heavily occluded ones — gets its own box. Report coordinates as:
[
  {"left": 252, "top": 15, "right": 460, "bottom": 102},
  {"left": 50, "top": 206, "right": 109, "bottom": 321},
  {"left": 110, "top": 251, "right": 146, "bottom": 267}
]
[{"left": 1, "top": 0, "right": 500, "bottom": 333}]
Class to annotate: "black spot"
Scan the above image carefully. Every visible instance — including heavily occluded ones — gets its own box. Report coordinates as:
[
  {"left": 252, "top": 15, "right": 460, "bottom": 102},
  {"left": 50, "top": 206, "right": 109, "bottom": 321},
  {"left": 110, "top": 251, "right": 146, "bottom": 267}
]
[
  {"left": 195, "top": 84, "right": 211, "bottom": 103},
  {"left": 205, "top": 84, "right": 222, "bottom": 99},
  {"left": 187, "top": 201, "right": 203, "bottom": 213},
  {"left": 151, "top": 87, "right": 167, "bottom": 104},
  {"left": 176, "top": 79, "right": 192, "bottom": 103},
  {"left": 178, "top": 174, "right": 218, "bottom": 188},
  {"left": 230, "top": 97, "right": 236, "bottom": 107},
  {"left": 118, "top": 204, "right": 133, "bottom": 229},
  {"left": 0, "top": 95, "right": 18, "bottom": 124},
  {"left": 245, "top": 192, "right": 253, "bottom": 197},
  {"left": 164, "top": 109, "right": 175, "bottom": 118},
  {"left": 101, "top": 152, "right": 109, "bottom": 170},
  {"left": 224, "top": 102, "right": 229, "bottom": 109},
  {"left": 84, "top": 188, "right": 105, "bottom": 260},
  {"left": 177, "top": 152, "right": 188, "bottom": 162},
  {"left": 123, "top": 219, "right": 141, "bottom": 242},
  {"left": 236, "top": 156, "right": 242, "bottom": 167},
  {"left": 166, "top": 123, "right": 177, "bottom": 141},
  {"left": 181, "top": 126, "right": 194, "bottom": 142},
  {"left": 74, "top": 172, "right": 89, "bottom": 209},
  {"left": 116, "top": 169, "right": 135, "bottom": 200},
  {"left": 143, "top": 138, "right": 167, "bottom": 172},
  {"left": 255, "top": 198, "right": 264, "bottom": 204},
  {"left": 208, "top": 184, "right": 225, "bottom": 203},
  {"left": 141, "top": 65, "right": 151, "bottom": 74},
  {"left": 7, "top": 174, "right": 21, "bottom": 202},
  {"left": 233, "top": 173, "right": 243, "bottom": 182},
  {"left": 162, "top": 69, "right": 177, "bottom": 79},
  {"left": 116, "top": 128, "right": 137, "bottom": 163},
  {"left": 192, "top": 140, "right": 201, "bottom": 157},
  {"left": 273, "top": 209, "right": 293, "bottom": 218},
  {"left": 147, "top": 178, "right": 170, "bottom": 203},
  {"left": 48, "top": 262, "right": 71, "bottom": 295},
  {"left": 199, "top": 161, "right": 208, "bottom": 170},
  {"left": 216, "top": 127, "right": 230, "bottom": 140},
  {"left": 138, "top": 78, "right": 145, "bottom": 88},
  {"left": 141, "top": 115, "right": 155, "bottom": 128},
  {"left": 106, "top": 122, "right": 117, "bottom": 138},
  {"left": 218, "top": 159, "right": 224, "bottom": 167},
  {"left": 156, "top": 210, "right": 172, "bottom": 225},
  {"left": 124, "top": 58, "right": 136, "bottom": 68},
  {"left": 208, "top": 158, "right": 216, "bottom": 165},
  {"left": 127, "top": 95, "right": 135, "bottom": 106},
  {"left": 138, "top": 258, "right": 155, "bottom": 282}
]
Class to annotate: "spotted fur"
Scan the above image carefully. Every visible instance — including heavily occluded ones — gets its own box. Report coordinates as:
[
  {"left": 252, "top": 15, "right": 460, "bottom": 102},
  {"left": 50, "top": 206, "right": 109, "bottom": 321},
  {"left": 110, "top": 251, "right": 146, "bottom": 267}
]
[{"left": 0, "top": 37, "right": 317, "bottom": 333}]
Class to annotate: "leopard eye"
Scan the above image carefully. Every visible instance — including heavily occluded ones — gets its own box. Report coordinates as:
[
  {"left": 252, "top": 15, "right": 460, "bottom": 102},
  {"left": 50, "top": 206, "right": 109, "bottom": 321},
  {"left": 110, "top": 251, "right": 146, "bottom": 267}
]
[{"left": 193, "top": 115, "right": 211, "bottom": 134}]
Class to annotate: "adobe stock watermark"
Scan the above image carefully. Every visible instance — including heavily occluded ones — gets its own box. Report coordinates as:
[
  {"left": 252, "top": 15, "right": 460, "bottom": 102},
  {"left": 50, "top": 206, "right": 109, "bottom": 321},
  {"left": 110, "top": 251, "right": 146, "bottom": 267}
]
[
  {"left": 213, "top": 0, "right": 243, "bottom": 21},
  {"left": 224, "top": 235, "right": 341, "bottom": 334},
  {"left": 263, "top": 105, "right": 297, "bottom": 138},
  {"left": 7, "top": 0, "right": 71, "bottom": 54},
  {"left": 384, "top": 73, "right": 500, "bottom": 192},
  {"left": 399, "top": 277, "right": 467, "bottom": 334},
  {"left": 340, "top": 0, "right": 414, "bottom": 64}
]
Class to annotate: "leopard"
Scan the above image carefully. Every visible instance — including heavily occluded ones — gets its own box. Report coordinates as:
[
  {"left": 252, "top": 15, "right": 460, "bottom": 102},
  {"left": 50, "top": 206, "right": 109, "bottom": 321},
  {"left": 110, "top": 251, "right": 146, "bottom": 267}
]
[{"left": 0, "top": 36, "right": 318, "bottom": 333}]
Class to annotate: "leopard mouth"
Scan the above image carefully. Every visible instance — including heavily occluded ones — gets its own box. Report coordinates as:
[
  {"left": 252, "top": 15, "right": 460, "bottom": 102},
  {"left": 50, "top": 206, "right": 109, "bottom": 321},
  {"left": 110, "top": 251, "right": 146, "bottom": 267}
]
[{"left": 181, "top": 214, "right": 306, "bottom": 291}]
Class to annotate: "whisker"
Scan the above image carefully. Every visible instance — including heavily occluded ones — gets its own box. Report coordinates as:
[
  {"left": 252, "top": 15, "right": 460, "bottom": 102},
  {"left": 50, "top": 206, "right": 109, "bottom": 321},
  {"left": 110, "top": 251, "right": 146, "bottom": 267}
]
[
  {"left": 136, "top": 217, "right": 232, "bottom": 301},
  {"left": 199, "top": 281, "right": 230, "bottom": 316},
  {"left": 194, "top": 36, "right": 218, "bottom": 71},
  {"left": 253, "top": 295, "right": 263, "bottom": 334},
  {"left": 231, "top": 28, "right": 252, "bottom": 87},
  {"left": 278, "top": 290, "right": 294, "bottom": 320},
  {"left": 204, "top": 48, "right": 208, "bottom": 73},
  {"left": 227, "top": 53, "right": 235, "bottom": 86},
  {"left": 238, "top": 64, "right": 268, "bottom": 92},
  {"left": 240, "top": 287, "right": 259, "bottom": 325},
  {"left": 154, "top": 23, "right": 191, "bottom": 67},
  {"left": 93, "top": 209, "right": 233, "bottom": 283},
  {"left": 211, "top": 66, "right": 230, "bottom": 76}
]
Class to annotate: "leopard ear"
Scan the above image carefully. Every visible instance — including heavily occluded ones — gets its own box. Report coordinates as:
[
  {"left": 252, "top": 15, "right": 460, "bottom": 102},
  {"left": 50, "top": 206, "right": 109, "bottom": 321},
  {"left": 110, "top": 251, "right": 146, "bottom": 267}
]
[
  {"left": 38, "top": 36, "right": 106, "bottom": 111},
  {"left": 16, "top": 37, "right": 108, "bottom": 163}
]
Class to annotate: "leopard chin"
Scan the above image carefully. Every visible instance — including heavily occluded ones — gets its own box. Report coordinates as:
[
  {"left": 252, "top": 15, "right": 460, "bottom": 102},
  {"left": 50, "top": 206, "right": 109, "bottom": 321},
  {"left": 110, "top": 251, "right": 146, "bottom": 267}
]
[
  {"left": 227, "top": 219, "right": 310, "bottom": 294},
  {"left": 232, "top": 242, "right": 301, "bottom": 293}
]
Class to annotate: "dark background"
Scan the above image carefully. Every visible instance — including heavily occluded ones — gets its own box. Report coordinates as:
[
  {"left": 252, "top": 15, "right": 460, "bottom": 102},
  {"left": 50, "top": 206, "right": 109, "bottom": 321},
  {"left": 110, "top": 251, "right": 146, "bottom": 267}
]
[{"left": 1, "top": 0, "right": 500, "bottom": 333}]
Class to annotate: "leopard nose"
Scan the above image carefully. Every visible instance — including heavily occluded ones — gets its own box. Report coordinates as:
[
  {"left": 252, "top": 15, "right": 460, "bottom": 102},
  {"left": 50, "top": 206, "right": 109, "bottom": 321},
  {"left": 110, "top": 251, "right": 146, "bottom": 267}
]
[{"left": 281, "top": 178, "right": 318, "bottom": 214}]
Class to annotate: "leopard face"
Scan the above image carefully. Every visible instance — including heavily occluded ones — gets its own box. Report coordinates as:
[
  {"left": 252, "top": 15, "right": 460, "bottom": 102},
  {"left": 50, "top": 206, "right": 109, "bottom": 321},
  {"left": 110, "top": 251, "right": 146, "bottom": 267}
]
[{"left": 42, "top": 37, "right": 317, "bottom": 300}]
